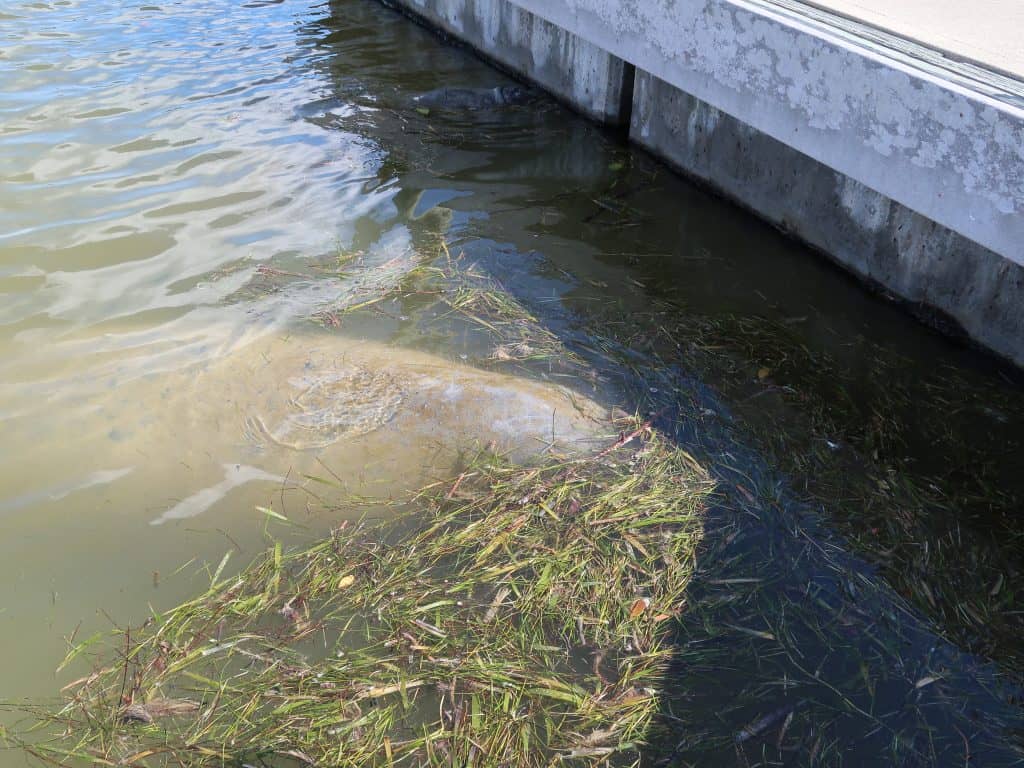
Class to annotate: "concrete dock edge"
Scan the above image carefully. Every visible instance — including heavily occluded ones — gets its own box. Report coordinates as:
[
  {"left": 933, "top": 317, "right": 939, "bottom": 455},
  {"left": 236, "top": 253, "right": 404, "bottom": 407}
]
[{"left": 380, "top": 0, "right": 1024, "bottom": 366}]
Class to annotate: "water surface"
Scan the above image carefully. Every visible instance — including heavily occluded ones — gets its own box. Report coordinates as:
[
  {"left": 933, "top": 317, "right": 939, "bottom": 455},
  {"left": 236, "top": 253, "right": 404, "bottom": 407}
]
[{"left": 2, "top": 0, "right": 1024, "bottom": 764}]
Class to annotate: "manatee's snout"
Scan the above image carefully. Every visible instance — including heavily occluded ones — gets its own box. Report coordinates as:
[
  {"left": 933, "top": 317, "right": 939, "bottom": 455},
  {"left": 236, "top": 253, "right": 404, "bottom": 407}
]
[
  {"left": 412, "top": 85, "right": 537, "bottom": 110},
  {"left": 495, "top": 85, "right": 534, "bottom": 105}
]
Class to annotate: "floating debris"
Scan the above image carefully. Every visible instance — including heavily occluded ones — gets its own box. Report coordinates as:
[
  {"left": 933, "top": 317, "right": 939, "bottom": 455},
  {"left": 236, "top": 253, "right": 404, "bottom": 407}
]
[
  {"left": 120, "top": 699, "right": 200, "bottom": 725},
  {"left": 15, "top": 428, "right": 712, "bottom": 767}
]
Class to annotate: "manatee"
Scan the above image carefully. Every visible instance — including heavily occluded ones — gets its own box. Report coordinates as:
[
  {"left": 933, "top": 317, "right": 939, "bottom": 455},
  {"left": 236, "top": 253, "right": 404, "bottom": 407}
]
[
  {"left": 293, "top": 96, "right": 354, "bottom": 120},
  {"left": 294, "top": 86, "right": 536, "bottom": 122},
  {"left": 411, "top": 85, "right": 537, "bottom": 110},
  {"left": 3, "top": 333, "right": 609, "bottom": 525}
]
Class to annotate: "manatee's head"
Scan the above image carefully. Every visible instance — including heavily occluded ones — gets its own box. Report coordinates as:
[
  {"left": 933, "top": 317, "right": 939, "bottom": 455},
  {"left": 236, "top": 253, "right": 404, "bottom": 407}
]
[
  {"left": 244, "top": 364, "right": 405, "bottom": 451},
  {"left": 495, "top": 85, "right": 535, "bottom": 105}
]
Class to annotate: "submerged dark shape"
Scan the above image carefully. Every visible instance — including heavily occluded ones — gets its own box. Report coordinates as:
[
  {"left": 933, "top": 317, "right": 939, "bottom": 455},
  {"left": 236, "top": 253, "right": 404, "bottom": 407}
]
[
  {"left": 412, "top": 85, "right": 537, "bottom": 109},
  {"left": 294, "top": 86, "right": 536, "bottom": 120},
  {"left": 293, "top": 96, "right": 351, "bottom": 119},
  {"left": 735, "top": 701, "right": 803, "bottom": 743}
]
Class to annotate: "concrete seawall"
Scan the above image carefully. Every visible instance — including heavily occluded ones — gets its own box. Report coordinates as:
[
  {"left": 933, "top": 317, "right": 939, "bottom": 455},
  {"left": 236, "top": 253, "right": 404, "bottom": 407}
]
[{"left": 383, "top": 0, "right": 1024, "bottom": 365}]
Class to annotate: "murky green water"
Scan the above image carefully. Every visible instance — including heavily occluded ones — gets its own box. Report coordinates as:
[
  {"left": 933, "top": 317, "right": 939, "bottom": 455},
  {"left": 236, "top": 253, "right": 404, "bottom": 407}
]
[{"left": 2, "top": 0, "right": 1024, "bottom": 764}]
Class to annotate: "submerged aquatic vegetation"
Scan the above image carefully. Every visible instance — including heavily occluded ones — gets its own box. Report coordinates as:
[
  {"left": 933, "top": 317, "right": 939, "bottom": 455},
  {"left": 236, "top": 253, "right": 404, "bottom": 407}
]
[
  {"left": 15, "top": 429, "right": 711, "bottom": 767},
  {"left": 319, "top": 240, "right": 584, "bottom": 373},
  {"left": 569, "top": 291, "right": 1024, "bottom": 681},
  {"left": 498, "top": 289, "right": 1024, "bottom": 763},
  {"left": 444, "top": 276, "right": 570, "bottom": 365}
]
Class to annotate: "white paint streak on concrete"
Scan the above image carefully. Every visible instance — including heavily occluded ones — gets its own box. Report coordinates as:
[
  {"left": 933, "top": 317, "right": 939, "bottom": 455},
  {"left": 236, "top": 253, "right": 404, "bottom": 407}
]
[
  {"left": 838, "top": 175, "right": 890, "bottom": 233},
  {"left": 479, "top": 0, "right": 501, "bottom": 45}
]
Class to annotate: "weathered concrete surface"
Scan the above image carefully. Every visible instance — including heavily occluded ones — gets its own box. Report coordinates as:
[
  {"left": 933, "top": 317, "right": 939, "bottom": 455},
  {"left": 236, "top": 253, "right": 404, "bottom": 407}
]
[
  {"left": 504, "top": 0, "right": 1024, "bottom": 266},
  {"left": 631, "top": 71, "right": 1024, "bottom": 365},
  {"left": 385, "top": 0, "right": 632, "bottom": 124}
]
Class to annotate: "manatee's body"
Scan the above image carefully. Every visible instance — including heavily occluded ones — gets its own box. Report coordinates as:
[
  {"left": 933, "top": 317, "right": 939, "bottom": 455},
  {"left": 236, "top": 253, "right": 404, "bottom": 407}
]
[
  {"left": 4, "top": 334, "right": 608, "bottom": 525},
  {"left": 293, "top": 96, "right": 353, "bottom": 119},
  {"left": 295, "top": 87, "right": 536, "bottom": 121},
  {"left": 411, "top": 86, "right": 536, "bottom": 110}
]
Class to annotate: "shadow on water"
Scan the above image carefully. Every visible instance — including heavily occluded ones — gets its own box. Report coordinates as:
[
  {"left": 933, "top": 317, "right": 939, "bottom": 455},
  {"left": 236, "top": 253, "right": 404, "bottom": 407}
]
[{"left": 288, "top": 0, "right": 1024, "bottom": 762}]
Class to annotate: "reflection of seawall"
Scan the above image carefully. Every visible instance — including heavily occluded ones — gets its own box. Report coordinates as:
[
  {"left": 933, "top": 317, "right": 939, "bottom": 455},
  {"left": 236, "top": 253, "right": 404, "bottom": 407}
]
[{"left": 376, "top": 0, "right": 1024, "bottom": 366}]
